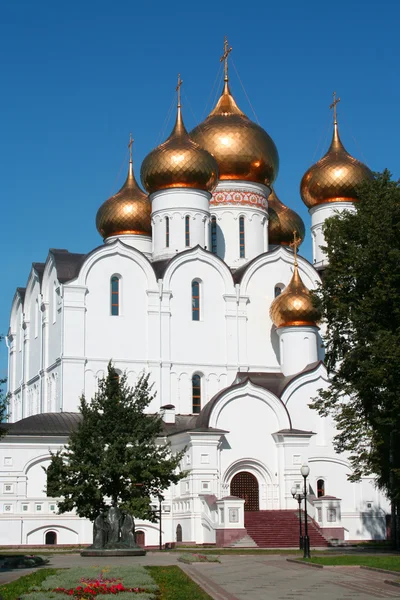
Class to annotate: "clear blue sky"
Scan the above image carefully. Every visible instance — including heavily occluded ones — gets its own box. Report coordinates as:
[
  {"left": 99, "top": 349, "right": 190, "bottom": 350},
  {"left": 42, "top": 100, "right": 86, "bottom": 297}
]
[{"left": 1, "top": 0, "right": 399, "bottom": 377}]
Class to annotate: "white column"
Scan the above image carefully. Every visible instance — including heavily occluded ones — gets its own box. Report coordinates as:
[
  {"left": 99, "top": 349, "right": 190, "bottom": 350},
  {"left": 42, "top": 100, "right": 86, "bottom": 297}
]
[
  {"left": 310, "top": 202, "right": 355, "bottom": 269},
  {"left": 277, "top": 326, "right": 319, "bottom": 376}
]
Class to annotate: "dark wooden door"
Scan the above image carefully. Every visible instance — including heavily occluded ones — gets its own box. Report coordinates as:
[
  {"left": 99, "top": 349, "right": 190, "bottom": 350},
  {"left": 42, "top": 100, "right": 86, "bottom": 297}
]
[
  {"left": 135, "top": 530, "right": 145, "bottom": 547},
  {"left": 230, "top": 471, "right": 259, "bottom": 511}
]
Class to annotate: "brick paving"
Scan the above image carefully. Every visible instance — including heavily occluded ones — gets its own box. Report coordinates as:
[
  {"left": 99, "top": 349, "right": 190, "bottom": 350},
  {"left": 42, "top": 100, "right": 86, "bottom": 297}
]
[{"left": 0, "top": 553, "right": 399, "bottom": 599}]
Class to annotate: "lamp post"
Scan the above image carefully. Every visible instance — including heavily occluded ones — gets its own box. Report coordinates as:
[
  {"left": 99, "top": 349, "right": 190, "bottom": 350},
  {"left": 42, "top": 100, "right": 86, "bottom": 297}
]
[
  {"left": 291, "top": 485, "right": 303, "bottom": 550},
  {"left": 151, "top": 495, "right": 163, "bottom": 551},
  {"left": 301, "top": 464, "right": 311, "bottom": 558}
]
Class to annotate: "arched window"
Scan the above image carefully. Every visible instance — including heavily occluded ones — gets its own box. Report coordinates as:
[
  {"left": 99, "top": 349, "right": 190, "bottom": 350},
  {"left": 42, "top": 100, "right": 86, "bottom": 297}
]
[
  {"left": 211, "top": 216, "right": 217, "bottom": 255},
  {"left": 192, "top": 374, "right": 201, "bottom": 413},
  {"left": 274, "top": 284, "right": 285, "bottom": 298},
  {"left": 239, "top": 216, "right": 245, "bottom": 258},
  {"left": 111, "top": 276, "right": 120, "bottom": 316},
  {"left": 45, "top": 531, "right": 57, "bottom": 545},
  {"left": 192, "top": 281, "right": 200, "bottom": 321},
  {"left": 165, "top": 217, "right": 170, "bottom": 248},
  {"left": 176, "top": 524, "right": 183, "bottom": 542},
  {"left": 185, "top": 216, "right": 190, "bottom": 247},
  {"left": 317, "top": 479, "right": 325, "bottom": 497}
]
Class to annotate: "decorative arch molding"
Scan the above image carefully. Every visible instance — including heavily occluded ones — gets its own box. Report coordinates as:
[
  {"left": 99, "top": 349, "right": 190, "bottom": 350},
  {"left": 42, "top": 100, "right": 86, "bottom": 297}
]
[
  {"left": 206, "top": 380, "right": 291, "bottom": 431},
  {"left": 41, "top": 254, "right": 59, "bottom": 303},
  {"left": 162, "top": 245, "right": 234, "bottom": 291},
  {"left": 223, "top": 457, "right": 275, "bottom": 489},
  {"left": 75, "top": 240, "right": 158, "bottom": 289},
  {"left": 9, "top": 292, "right": 24, "bottom": 336},
  {"left": 24, "top": 453, "right": 53, "bottom": 475},
  {"left": 308, "top": 456, "right": 352, "bottom": 469},
  {"left": 24, "top": 269, "right": 42, "bottom": 312},
  {"left": 239, "top": 246, "right": 321, "bottom": 296},
  {"left": 281, "top": 362, "right": 328, "bottom": 407},
  {"left": 26, "top": 524, "right": 78, "bottom": 542}
]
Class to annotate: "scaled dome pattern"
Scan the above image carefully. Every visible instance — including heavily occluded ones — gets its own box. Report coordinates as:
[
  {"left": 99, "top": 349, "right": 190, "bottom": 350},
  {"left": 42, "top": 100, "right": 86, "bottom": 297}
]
[
  {"left": 268, "top": 188, "right": 305, "bottom": 246},
  {"left": 140, "top": 105, "right": 219, "bottom": 194},
  {"left": 270, "top": 264, "right": 321, "bottom": 328},
  {"left": 190, "top": 81, "right": 279, "bottom": 185},
  {"left": 96, "top": 162, "right": 151, "bottom": 239},
  {"left": 300, "top": 122, "right": 373, "bottom": 208}
]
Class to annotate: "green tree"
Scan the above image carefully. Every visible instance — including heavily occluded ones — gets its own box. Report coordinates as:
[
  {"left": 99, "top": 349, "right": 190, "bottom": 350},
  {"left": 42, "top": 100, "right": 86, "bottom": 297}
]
[
  {"left": 310, "top": 171, "right": 400, "bottom": 542},
  {"left": 46, "top": 363, "right": 185, "bottom": 521}
]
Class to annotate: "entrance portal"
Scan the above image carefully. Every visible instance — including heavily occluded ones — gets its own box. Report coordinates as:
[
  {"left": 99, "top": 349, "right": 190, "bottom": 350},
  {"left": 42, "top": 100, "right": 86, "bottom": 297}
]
[{"left": 230, "top": 471, "right": 259, "bottom": 511}]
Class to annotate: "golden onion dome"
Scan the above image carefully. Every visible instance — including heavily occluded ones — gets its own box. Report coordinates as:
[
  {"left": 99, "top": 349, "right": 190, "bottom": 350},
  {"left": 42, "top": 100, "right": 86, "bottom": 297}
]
[
  {"left": 270, "top": 263, "right": 320, "bottom": 328},
  {"left": 190, "top": 80, "right": 279, "bottom": 185},
  {"left": 140, "top": 98, "right": 219, "bottom": 194},
  {"left": 96, "top": 158, "right": 151, "bottom": 239},
  {"left": 300, "top": 120, "right": 373, "bottom": 209},
  {"left": 268, "top": 188, "right": 305, "bottom": 246}
]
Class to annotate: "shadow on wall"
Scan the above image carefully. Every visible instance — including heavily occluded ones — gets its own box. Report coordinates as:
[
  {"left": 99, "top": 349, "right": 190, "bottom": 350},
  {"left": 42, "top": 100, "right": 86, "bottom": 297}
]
[
  {"left": 216, "top": 222, "right": 225, "bottom": 258},
  {"left": 270, "top": 327, "right": 280, "bottom": 364},
  {"left": 358, "top": 508, "right": 387, "bottom": 540}
]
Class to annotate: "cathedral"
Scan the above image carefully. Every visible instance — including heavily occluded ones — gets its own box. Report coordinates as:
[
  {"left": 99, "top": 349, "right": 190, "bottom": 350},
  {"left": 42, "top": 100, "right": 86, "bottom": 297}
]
[{"left": 1, "top": 43, "right": 389, "bottom": 547}]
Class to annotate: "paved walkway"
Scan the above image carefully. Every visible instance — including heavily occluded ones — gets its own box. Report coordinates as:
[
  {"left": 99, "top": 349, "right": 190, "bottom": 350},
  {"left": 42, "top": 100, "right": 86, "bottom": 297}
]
[{"left": 1, "top": 553, "right": 400, "bottom": 599}]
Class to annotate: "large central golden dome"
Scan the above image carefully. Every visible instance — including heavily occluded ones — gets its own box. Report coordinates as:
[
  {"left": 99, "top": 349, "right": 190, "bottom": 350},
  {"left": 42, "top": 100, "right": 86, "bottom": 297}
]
[
  {"left": 268, "top": 189, "right": 305, "bottom": 246},
  {"left": 140, "top": 97, "right": 219, "bottom": 195},
  {"left": 300, "top": 120, "right": 373, "bottom": 209},
  {"left": 96, "top": 158, "right": 151, "bottom": 239},
  {"left": 190, "top": 81, "right": 279, "bottom": 185}
]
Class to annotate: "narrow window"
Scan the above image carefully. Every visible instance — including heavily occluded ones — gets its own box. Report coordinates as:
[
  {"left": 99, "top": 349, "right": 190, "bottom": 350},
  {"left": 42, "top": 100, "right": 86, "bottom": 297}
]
[
  {"left": 166, "top": 217, "right": 170, "bottom": 248},
  {"left": 185, "top": 216, "right": 190, "bottom": 247},
  {"left": 317, "top": 479, "right": 325, "bottom": 497},
  {"left": 239, "top": 216, "right": 245, "bottom": 258},
  {"left": 111, "top": 276, "right": 119, "bottom": 316},
  {"left": 192, "top": 374, "right": 201, "bottom": 413},
  {"left": 192, "top": 281, "right": 200, "bottom": 321},
  {"left": 211, "top": 216, "right": 217, "bottom": 255}
]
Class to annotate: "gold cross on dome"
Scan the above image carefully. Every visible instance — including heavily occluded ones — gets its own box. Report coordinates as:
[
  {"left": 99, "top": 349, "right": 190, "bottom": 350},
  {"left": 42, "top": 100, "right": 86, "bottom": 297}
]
[
  {"left": 176, "top": 73, "right": 183, "bottom": 107},
  {"left": 290, "top": 230, "right": 301, "bottom": 266},
  {"left": 128, "top": 132, "right": 134, "bottom": 162},
  {"left": 330, "top": 91, "right": 341, "bottom": 124},
  {"left": 220, "top": 36, "right": 232, "bottom": 82}
]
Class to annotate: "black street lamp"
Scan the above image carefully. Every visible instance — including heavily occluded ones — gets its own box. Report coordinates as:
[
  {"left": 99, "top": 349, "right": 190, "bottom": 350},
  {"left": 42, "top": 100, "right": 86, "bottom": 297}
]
[
  {"left": 291, "top": 485, "right": 303, "bottom": 550},
  {"left": 301, "top": 464, "right": 311, "bottom": 558},
  {"left": 151, "top": 495, "right": 163, "bottom": 551}
]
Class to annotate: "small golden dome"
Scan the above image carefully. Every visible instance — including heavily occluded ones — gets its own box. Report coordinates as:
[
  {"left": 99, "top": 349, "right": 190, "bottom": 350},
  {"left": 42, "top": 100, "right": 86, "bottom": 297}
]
[
  {"left": 270, "top": 264, "right": 320, "bottom": 328},
  {"left": 300, "top": 121, "right": 373, "bottom": 209},
  {"left": 140, "top": 103, "right": 219, "bottom": 195},
  {"left": 190, "top": 81, "right": 279, "bottom": 185},
  {"left": 96, "top": 160, "right": 151, "bottom": 239},
  {"left": 268, "top": 189, "right": 305, "bottom": 246}
]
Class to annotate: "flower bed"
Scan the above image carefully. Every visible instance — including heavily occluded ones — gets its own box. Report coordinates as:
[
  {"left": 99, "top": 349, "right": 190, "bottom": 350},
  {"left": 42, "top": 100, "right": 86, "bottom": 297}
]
[
  {"left": 19, "top": 566, "right": 159, "bottom": 599},
  {"left": 178, "top": 553, "right": 220, "bottom": 564}
]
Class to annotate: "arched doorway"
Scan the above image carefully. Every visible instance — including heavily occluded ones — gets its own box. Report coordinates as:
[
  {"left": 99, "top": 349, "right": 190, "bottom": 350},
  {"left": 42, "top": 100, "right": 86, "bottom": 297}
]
[
  {"left": 176, "top": 524, "right": 182, "bottom": 542},
  {"left": 135, "top": 530, "right": 145, "bottom": 547},
  {"left": 230, "top": 471, "right": 259, "bottom": 511},
  {"left": 45, "top": 531, "right": 57, "bottom": 545}
]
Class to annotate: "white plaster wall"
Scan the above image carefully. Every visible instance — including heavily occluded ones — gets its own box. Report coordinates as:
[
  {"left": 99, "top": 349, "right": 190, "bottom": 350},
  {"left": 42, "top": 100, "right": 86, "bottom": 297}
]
[{"left": 310, "top": 202, "right": 354, "bottom": 268}]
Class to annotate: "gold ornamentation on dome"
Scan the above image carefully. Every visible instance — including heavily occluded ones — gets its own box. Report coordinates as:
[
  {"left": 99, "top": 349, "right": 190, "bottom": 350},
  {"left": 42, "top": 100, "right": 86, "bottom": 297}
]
[
  {"left": 270, "top": 232, "right": 320, "bottom": 328},
  {"left": 300, "top": 93, "right": 373, "bottom": 209},
  {"left": 96, "top": 136, "right": 151, "bottom": 239},
  {"left": 189, "top": 39, "right": 279, "bottom": 185},
  {"left": 268, "top": 189, "right": 305, "bottom": 246},
  {"left": 140, "top": 74, "right": 219, "bottom": 194}
]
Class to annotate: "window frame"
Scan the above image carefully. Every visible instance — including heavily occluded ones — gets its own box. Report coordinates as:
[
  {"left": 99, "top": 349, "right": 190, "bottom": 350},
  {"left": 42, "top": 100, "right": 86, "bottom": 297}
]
[
  {"left": 192, "top": 280, "right": 200, "bottom": 321},
  {"left": 110, "top": 275, "right": 120, "bottom": 316},
  {"left": 192, "top": 373, "right": 201, "bottom": 414},
  {"left": 165, "top": 216, "right": 170, "bottom": 248},
  {"left": 239, "top": 216, "right": 245, "bottom": 258},
  {"left": 185, "top": 215, "right": 190, "bottom": 247}
]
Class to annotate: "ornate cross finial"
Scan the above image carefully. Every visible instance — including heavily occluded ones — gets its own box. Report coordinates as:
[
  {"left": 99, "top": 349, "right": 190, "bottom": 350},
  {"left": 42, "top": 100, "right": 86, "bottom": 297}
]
[
  {"left": 290, "top": 230, "right": 301, "bottom": 266},
  {"left": 128, "top": 132, "right": 134, "bottom": 163},
  {"left": 220, "top": 35, "right": 232, "bottom": 82},
  {"left": 176, "top": 73, "right": 183, "bottom": 108},
  {"left": 329, "top": 91, "right": 341, "bottom": 124}
]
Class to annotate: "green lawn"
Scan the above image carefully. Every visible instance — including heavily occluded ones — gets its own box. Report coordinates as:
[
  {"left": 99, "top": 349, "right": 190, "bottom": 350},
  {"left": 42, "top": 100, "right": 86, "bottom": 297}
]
[
  {"left": 147, "top": 566, "right": 213, "bottom": 600},
  {"left": 0, "top": 569, "right": 59, "bottom": 600},
  {"left": 304, "top": 555, "right": 400, "bottom": 571}
]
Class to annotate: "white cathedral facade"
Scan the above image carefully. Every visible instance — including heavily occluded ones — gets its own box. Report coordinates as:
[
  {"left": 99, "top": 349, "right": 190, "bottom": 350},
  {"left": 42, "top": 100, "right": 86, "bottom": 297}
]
[{"left": 1, "top": 57, "right": 389, "bottom": 547}]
